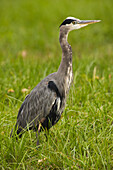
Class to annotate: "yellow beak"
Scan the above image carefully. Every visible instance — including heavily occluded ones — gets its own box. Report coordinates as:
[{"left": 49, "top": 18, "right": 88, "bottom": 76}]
[{"left": 79, "top": 20, "right": 101, "bottom": 25}]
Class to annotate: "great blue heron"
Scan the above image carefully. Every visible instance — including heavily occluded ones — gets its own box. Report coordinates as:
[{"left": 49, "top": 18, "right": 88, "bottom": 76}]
[{"left": 10, "top": 17, "right": 100, "bottom": 145}]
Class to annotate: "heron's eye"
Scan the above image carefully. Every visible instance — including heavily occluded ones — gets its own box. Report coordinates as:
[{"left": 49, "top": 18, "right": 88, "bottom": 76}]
[{"left": 72, "top": 21, "right": 77, "bottom": 25}]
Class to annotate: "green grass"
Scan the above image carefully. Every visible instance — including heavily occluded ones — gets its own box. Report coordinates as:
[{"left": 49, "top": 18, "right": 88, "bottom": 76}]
[{"left": 0, "top": 0, "right": 113, "bottom": 169}]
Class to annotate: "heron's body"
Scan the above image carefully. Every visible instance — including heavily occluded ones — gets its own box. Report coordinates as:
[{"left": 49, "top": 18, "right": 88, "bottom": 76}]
[
  {"left": 11, "top": 17, "right": 100, "bottom": 143},
  {"left": 16, "top": 30, "right": 73, "bottom": 136}
]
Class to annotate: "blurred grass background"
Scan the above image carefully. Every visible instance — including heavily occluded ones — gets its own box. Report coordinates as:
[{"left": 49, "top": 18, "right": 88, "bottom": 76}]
[{"left": 0, "top": 0, "right": 113, "bottom": 169}]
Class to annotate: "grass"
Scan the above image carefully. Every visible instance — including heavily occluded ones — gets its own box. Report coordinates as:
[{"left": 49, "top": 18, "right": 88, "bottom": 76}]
[{"left": 0, "top": 0, "right": 113, "bottom": 169}]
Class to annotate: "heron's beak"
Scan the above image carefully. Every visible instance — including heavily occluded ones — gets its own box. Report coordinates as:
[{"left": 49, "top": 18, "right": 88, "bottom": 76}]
[{"left": 78, "top": 20, "right": 101, "bottom": 25}]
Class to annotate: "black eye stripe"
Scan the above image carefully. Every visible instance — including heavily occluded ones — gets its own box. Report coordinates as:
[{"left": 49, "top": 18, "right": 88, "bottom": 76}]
[{"left": 59, "top": 19, "right": 76, "bottom": 27}]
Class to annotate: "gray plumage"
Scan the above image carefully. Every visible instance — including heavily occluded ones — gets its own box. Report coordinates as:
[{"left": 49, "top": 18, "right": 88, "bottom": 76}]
[{"left": 10, "top": 17, "right": 100, "bottom": 143}]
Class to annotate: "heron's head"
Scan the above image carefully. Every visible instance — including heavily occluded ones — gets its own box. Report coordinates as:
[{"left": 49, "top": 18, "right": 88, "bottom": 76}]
[{"left": 59, "top": 17, "right": 101, "bottom": 32}]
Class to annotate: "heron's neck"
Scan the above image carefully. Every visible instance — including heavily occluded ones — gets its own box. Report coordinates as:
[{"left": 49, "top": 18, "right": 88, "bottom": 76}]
[{"left": 58, "top": 29, "right": 72, "bottom": 74}]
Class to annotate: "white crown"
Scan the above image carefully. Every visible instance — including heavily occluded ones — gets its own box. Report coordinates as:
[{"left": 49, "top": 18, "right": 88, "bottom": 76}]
[{"left": 66, "top": 17, "right": 78, "bottom": 20}]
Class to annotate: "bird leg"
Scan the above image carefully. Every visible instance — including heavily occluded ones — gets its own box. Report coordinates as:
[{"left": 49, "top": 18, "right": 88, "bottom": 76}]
[
  {"left": 44, "top": 129, "right": 49, "bottom": 142},
  {"left": 44, "top": 133, "right": 48, "bottom": 141},
  {"left": 36, "top": 123, "right": 42, "bottom": 146},
  {"left": 36, "top": 131, "right": 40, "bottom": 146}
]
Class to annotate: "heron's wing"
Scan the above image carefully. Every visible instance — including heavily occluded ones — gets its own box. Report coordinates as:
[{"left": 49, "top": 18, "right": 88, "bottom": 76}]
[{"left": 17, "top": 80, "right": 61, "bottom": 130}]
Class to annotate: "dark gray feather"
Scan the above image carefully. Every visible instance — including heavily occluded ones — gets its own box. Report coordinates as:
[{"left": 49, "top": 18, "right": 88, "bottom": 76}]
[{"left": 16, "top": 73, "right": 63, "bottom": 134}]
